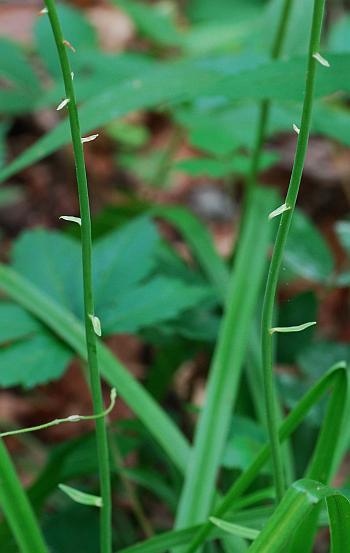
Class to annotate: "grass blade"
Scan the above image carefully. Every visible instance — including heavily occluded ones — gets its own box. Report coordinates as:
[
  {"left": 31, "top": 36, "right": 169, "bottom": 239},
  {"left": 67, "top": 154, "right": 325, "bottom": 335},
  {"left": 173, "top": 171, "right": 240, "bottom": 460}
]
[
  {"left": 0, "top": 441, "right": 49, "bottom": 553},
  {"left": 175, "top": 186, "right": 277, "bottom": 530},
  {"left": 247, "top": 479, "right": 350, "bottom": 553},
  {"left": 184, "top": 362, "right": 349, "bottom": 552},
  {"left": 0, "top": 263, "right": 190, "bottom": 473},
  {"left": 153, "top": 205, "right": 230, "bottom": 300}
]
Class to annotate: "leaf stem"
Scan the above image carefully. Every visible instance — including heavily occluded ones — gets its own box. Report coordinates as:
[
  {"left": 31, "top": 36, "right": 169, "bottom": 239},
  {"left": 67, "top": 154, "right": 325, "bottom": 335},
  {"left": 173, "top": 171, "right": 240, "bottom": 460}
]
[
  {"left": 43, "top": 2, "right": 112, "bottom": 551},
  {"left": 261, "top": 0, "right": 326, "bottom": 503}
]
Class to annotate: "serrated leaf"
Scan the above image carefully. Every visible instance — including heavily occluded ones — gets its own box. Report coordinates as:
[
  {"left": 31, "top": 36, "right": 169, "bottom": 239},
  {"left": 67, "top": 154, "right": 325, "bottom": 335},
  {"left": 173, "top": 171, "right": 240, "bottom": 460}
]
[
  {"left": 11, "top": 229, "right": 83, "bottom": 316},
  {"left": 0, "top": 303, "right": 41, "bottom": 345},
  {"left": 93, "top": 216, "right": 159, "bottom": 308},
  {"left": 102, "top": 276, "right": 212, "bottom": 334},
  {"left": 58, "top": 484, "right": 102, "bottom": 508},
  {"left": 0, "top": 331, "right": 73, "bottom": 388}
]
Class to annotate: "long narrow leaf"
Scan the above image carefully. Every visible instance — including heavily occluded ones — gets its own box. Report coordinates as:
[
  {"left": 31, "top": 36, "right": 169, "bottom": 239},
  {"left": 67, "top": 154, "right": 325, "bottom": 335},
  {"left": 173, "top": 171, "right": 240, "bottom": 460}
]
[
  {"left": 0, "top": 264, "right": 190, "bottom": 473},
  {"left": 153, "top": 205, "right": 230, "bottom": 300},
  {"left": 247, "top": 479, "right": 350, "bottom": 553},
  {"left": 175, "top": 187, "right": 277, "bottom": 529},
  {"left": 184, "top": 362, "right": 349, "bottom": 552},
  {"left": 0, "top": 441, "right": 49, "bottom": 553}
]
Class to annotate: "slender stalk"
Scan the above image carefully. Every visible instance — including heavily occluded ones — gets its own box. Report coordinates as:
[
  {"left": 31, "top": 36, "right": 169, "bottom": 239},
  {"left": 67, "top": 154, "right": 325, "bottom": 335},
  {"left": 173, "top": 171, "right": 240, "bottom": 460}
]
[
  {"left": 247, "top": 0, "right": 294, "bottom": 193},
  {"left": 44, "top": 2, "right": 112, "bottom": 552},
  {"left": 261, "top": 0, "right": 327, "bottom": 503}
]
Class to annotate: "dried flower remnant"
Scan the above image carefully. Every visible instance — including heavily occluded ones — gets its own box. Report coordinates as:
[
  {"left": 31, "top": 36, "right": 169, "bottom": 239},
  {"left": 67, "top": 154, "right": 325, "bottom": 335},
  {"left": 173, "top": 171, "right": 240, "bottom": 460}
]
[
  {"left": 63, "top": 39, "right": 76, "bottom": 53},
  {"left": 312, "top": 52, "right": 330, "bottom": 67},
  {"left": 81, "top": 134, "right": 99, "bottom": 143},
  {"left": 56, "top": 98, "right": 70, "bottom": 111}
]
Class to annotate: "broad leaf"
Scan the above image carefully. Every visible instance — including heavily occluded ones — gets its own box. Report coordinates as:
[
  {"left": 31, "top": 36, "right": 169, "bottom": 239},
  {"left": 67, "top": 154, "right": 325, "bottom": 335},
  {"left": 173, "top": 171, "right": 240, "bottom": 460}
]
[
  {"left": 0, "top": 303, "right": 41, "bottom": 345},
  {"left": 284, "top": 208, "right": 334, "bottom": 282},
  {"left": 12, "top": 229, "right": 83, "bottom": 316},
  {"left": 102, "top": 276, "right": 212, "bottom": 334},
  {"left": 93, "top": 216, "right": 159, "bottom": 309},
  {"left": 0, "top": 330, "right": 73, "bottom": 388}
]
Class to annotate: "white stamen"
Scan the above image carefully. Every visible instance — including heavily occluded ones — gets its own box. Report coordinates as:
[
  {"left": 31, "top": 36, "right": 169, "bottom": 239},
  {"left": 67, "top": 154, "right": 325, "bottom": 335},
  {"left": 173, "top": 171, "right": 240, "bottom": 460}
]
[
  {"left": 89, "top": 315, "right": 102, "bottom": 337},
  {"left": 71, "top": 71, "right": 75, "bottom": 80},
  {"left": 56, "top": 98, "right": 70, "bottom": 111},
  {"left": 59, "top": 215, "right": 81, "bottom": 225},
  {"left": 268, "top": 203, "right": 291, "bottom": 220},
  {"left": 293, "top": 124, "right": 300, "bottom": 135},
  {"left": 81, "top": 134, "right": 99, "bottom": 143},
  {"left": 63, "top": 39, "right": 76, "bottom": 53},
  {"left": 270, "top": 321, "right": 316, "bottom": 334},
  {"left": 39, "top": 7, "right": 48, "bottom": 15},
  {"left": 313, "top": 52, "right": 330, "bottom": 67}
]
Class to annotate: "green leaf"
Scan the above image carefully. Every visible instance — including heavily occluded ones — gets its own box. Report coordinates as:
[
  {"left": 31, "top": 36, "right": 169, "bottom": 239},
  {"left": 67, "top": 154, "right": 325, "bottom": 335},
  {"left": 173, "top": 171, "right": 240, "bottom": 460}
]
[
  {"left": 12, "top": 229, "right": 83, "bottom": 316},
  {"left": 58, "top": 484, "right": 102, "bottom": 508},
  {"left": 93, "top": 216, "right": 159, "bottom": 308},
  {"left": 247, "top": 479, "right": 350, "bottom": 553},
  {"left": 209, "top": 518, "right": 259, "bottom": 541},
  {"left": 0, "top": 264, "right": 190, "bottom": 473},
  {"left": 116, "top": 0, "right": 183, "bottom": 47},
  {"left": 222, "top": 416, "right": 268, "bottom": 473},
  {"left": 153, "top": 205, "right": 229, "bottom": 300},
  {"left": 0, "top": 303, "right": 40, "bottom": 345},
  {"left": 0, "top": 38, "right": 40, "bottom": 92},
  {"left": 0, "top": 441, "right": 49, "bottom": 553},
  {"left": 297, "top": 341, "right": 350, "bottom": 381},
  {"left": 102, "top": 276, "right": 212, "bottom": 334},
  {"left": 34, "top": 3, "right": 97, "bottom": 78},
  {"left": 2, "top": 52, "right": 350, "bottom": 182},
  {"left": 0, "top": 331, "right": 73, "bottom": 388},
  {"left": 175, "top": 152, "right": 278, "bottom": 177},
  {"left": 335, "top": 220, "right": 350, "bottom": 254},
  {"left": 284, "top": 208, "right": 334, "bottom": 282},
  {"left": 184, "top": 362, "right": 350, "bottom": 552},
  {"left": 327, "top": 15, "right": 350, "bottom": 53},
  {"left": 277, "top": 292, "right": 317, "bottom": 364},
  {"left": 175, "top": 187, "right": 277, "bottom": 530}
]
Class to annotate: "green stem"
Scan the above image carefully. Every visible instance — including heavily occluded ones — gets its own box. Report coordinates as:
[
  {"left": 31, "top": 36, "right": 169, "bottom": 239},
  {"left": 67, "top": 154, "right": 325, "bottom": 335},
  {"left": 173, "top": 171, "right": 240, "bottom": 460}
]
[
  {"left": 44, "top": 2, "right": 112, "bottom": 552},
  {"left": 184, "top": 362, "right": 346, "bottom": 553},
  {"left": 0, "top": 389, "right": 116, "bottom": 438},
  {"left": 247, "top": 0, "right": 294, "bottom": 192},
  {"left": 261, "top": 0, "right": 326, "bottom": 503}
]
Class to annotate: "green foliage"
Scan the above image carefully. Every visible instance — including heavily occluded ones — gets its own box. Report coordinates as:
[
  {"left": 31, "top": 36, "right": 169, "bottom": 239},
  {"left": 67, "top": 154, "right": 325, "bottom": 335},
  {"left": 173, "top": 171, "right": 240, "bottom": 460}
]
[
  {"left": 0, "top": 216, "right": 214, "bottom": 387},
  {"left": 0, "top": 1, "right": 350, "bottom": 552},
  {"left": 248, "top": 479, "right": 350, "bottom": 552}
]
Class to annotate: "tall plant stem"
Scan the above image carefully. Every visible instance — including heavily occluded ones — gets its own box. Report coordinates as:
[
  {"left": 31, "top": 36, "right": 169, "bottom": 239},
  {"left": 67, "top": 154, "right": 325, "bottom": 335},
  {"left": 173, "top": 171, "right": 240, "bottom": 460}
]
[
  {"left": 261, "top": 0, "right": 326, "bottom": 503},
  {"left": 247, "top": 0, "right": 293, "bottom": 193},
  {"left": 44, "top": 2, "right": 112, "bottom": 551}
]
